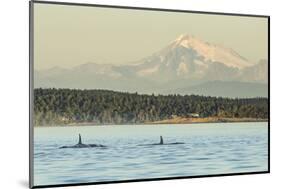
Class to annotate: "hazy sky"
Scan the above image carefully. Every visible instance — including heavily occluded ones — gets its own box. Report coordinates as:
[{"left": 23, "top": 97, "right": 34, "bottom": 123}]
[{"left": 34, "top": 3, "right": 268, "bottom": 70}]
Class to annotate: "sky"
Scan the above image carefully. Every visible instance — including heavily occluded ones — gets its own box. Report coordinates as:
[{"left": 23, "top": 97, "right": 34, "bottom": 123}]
[{"left": 34, "top": 3, "right": 268, "bottom": 70}]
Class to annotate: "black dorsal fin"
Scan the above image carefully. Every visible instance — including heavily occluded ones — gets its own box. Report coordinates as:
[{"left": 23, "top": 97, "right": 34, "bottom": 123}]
[
  {"left": 78, "top": 134, "right": 82, "bottom": 144},
  {"left": 160, "top": 136, "right": 164, "bottom": 144}
]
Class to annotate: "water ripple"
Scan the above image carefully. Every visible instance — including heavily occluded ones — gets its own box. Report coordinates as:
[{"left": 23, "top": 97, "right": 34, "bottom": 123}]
[{"left": 34, "top": 123, "right": 268, "bottom": 186}]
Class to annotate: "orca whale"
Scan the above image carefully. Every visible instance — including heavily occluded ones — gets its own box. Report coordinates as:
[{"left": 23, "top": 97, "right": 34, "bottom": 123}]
[
  {"left": 59, "top": 134, "right": 106, "bottom": 149},
  {"left": 139, "top": 136, "right": 184, "bottom": 146},
  {"left": 160, "top": 135, "right": 164, "bottom": 144}
]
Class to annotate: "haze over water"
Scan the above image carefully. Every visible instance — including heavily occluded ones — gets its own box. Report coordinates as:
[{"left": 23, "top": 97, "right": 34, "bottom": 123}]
[{"left": 34, "top": 122, "right": 268, "bottom": 186}]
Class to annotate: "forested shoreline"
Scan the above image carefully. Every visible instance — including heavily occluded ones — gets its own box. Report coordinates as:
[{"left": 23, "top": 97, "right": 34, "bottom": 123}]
[{"left": 34, "top": 88, "right": 268, "bottom": 126}]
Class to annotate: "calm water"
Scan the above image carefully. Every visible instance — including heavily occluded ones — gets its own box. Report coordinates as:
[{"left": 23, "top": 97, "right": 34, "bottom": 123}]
[{"left": 34, "top": 122, "right": 268, "bottom": 186}]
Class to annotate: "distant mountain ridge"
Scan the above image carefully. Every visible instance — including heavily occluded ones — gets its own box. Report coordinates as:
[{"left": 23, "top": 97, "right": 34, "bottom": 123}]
[
  {"left": 173, "top": 81, "right": 268, "bottom": 98},
  {"left": 35, "top": 34, "right": 268, "bottom": 98}
]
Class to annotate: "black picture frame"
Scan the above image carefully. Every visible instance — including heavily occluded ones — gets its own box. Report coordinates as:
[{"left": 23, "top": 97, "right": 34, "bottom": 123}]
[{"left": 29, "top": 1, "right": 270, "bottom": 188}]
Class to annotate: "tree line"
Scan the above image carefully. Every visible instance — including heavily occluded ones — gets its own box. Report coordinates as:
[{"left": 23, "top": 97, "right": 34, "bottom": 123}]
[{"left": 33, "top": 88, "right": 268, "bottom": 126}]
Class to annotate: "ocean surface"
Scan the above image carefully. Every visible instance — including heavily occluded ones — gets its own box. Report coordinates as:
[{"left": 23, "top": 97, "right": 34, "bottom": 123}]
[{"left": 33, "top": 122, "right": 268, "bottom": 186}]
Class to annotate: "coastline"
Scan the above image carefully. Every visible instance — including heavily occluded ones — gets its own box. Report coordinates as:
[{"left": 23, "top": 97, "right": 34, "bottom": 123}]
[
  {"left": 34, "top": 117, "right": 268, "bottom": 127},
  {"left": 145, "top": 117, "right": 268, "bottom": 125}
]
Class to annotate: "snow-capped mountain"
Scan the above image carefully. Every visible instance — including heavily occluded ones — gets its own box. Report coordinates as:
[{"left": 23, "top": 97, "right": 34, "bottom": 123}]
[
  {"left": 127, "top": 34, "right": 252, "bottom": 81},
  {"left": 34, "top": 34, "right": 268, "bottom": 97}
]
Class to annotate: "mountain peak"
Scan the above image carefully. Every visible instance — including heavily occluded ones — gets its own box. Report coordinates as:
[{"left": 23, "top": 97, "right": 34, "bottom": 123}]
[
  {"left": 175, "top": 34, "right": 196, "bottom": 41},
  {"left": 170, "top": 34, "right": 252, "bottom": 69},
  {"left": 174, "top": 34, "right": 204, "bottom": 47}
]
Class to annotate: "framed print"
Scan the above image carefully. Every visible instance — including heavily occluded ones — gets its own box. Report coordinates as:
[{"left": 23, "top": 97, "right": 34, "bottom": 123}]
[{"left": 29, "top": 1, "right": 270, "bottom": 188}]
